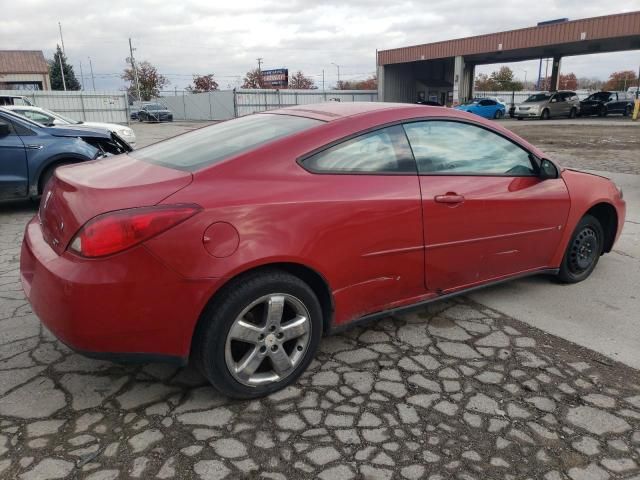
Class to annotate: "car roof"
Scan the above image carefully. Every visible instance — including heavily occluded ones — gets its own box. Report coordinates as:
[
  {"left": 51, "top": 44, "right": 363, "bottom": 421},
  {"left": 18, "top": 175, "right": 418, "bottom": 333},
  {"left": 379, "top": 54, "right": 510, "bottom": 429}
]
[
  {"left": 266, "top": 102, "right": 434, "bottom": 122},
  {"left": 4, "top": 105, "right": 41, "bottom": 111}
]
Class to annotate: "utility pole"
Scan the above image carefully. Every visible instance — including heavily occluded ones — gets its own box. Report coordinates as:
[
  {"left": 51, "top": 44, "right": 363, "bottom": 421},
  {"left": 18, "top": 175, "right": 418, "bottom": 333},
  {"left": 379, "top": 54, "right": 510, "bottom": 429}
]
[
  {"left": 57, "top": 21, "right": 67, "bottom": 91},
  {"left": 332, "top": 63, "right": 340, "bottom": 88},
  {"left": 256, "top": 58, "right": 263, "bottom": 88},
  {"left": 322, "top": 69, "right": 325, "bottom": 91},
  {"left": 88, "top": 57, "right": 96, "bottom": 91},
  {"left": 79, "top": 60, "right": 85, "bottom": 90},
  {"left": 129, "top": 38, "right": 143, "bottom": 101},
  {"left": 58, "top": 22, "right": 66, "bottom": 54}
]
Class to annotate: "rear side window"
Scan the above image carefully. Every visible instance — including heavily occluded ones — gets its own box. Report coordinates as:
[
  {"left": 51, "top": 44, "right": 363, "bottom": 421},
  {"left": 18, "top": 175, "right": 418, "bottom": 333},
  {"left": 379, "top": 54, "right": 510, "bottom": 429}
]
[
  {"left": 131, "top": 114, "right": 323, "bottom": 171},
  {"left": 302, "top": 125, "right": 415, "bottom": 174}
]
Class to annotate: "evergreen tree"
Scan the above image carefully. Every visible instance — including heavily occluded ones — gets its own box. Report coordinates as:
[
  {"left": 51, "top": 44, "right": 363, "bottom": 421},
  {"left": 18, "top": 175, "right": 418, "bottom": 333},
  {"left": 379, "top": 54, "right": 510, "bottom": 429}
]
[{"left": 49, "top": 45, "right": 81, "bottom": 90}]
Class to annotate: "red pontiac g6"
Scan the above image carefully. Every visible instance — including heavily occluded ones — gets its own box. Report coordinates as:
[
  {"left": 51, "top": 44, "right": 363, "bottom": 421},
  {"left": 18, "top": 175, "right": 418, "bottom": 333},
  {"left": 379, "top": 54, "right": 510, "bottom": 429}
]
[{"left": 21, "top": 103, "right": 626, "bottom": 398}]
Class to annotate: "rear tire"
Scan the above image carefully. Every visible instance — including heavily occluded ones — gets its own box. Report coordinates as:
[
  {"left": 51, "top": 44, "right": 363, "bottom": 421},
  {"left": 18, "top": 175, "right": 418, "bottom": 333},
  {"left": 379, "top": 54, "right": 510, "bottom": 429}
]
[
  {"left": 623, "top": 105, "right": 631, "bottom": 117},
  {"left": 557, "top": 215, "right": 604, "bottom": 284},
  {"left": 516, "top": 117, "right": 523, "bottom": 121},
  {"left": 569, "top": 108, "right": 577, "bottom": 119},
  {"left": 193, "top": 270, "right": 323, "bottom": 399},
  {"left": 39, "top": 162, "right": 71, "bottom": 195},
  {"left": 494, "top": 110, "right": 504, "bottom": 119},
  {"left": 598, "top": 105, "right": 607, "bottom": 117}
]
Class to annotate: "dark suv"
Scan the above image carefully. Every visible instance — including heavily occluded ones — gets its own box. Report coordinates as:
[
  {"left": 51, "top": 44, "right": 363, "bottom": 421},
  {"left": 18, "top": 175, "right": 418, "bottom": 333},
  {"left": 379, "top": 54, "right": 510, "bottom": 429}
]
[{"left": 579, "top": 91, "right": 634, "bottom": 117}]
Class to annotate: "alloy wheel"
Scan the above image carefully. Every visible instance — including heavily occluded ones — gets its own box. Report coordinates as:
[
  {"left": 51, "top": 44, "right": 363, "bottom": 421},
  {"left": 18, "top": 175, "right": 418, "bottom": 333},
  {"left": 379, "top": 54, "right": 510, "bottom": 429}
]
[{"left": 224, "top": 293, "right": 311, "bottom": 387}]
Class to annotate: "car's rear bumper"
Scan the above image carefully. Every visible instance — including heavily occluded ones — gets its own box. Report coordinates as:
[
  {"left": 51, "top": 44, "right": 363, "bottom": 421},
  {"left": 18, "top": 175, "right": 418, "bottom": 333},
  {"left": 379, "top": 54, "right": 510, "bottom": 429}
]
[{"left": 20, "top": 217, "right": 220, "bottom": 361}]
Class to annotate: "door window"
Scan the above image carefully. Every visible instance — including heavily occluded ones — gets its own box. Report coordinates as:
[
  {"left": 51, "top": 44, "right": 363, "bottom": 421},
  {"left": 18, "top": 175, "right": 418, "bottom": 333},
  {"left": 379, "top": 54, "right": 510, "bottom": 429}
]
[
  {"left": 20, "top": 110, "right": 54, "bottom": 124},
  {"left": 404, "top": 121, "right": 537, "bottom": 176},
  {"left": 302, "top": 125, "right": 415, "bottom": 173}
]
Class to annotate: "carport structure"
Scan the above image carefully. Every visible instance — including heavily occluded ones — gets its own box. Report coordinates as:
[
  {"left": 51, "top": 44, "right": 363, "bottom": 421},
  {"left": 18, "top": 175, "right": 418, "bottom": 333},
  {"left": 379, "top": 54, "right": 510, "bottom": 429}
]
[{"left": 377, "top": 11, "right": 640, "bottom": 105}]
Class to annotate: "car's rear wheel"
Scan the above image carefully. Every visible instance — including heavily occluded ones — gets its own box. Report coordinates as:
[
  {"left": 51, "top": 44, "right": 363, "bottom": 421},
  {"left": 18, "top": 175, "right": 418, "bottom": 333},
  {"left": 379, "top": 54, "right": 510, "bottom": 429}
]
[
  {"left": 569, "top": 107, "right": 577, "bottom": 119},
  {"left": 516, "top": 117, "right": 523, "bottom": 121},
  {"left": 194, "top": 270, "right": 322, "bottom": 399},
  {"left": 598, "top": 105, "right": 607, "bottom": 117},
  {"left": 623, "top": 105, "right": 631, "bottom": 117},
  {"left": 494, "top": 110, "right": 504, "bottom": 119},
  {"left": 558, "top": 215, "right": 604, "bottom": 283},
  {"left": 541, "top": 109, "right": 550, "bottom": 120}
]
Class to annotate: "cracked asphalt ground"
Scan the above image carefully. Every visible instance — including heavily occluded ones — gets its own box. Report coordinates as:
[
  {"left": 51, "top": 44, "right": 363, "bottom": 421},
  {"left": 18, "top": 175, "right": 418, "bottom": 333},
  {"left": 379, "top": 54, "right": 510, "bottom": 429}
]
[{"left": 1, "top": 120, "right": 640, "bottom": 480}]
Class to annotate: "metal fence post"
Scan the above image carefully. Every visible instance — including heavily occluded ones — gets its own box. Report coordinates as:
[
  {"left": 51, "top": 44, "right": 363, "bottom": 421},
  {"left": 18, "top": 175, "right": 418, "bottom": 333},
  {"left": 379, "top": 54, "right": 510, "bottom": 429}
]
[
  {"left": 79, "top": 92, "right": 87, "bottom": 121},
  {"left": 233, "top": 89, "right": 238, "bottom": 118},
  {"left": 182, "top": 91, "right": 187, "bottom": 121},
  {"left": 209, "top": 92, "right": 213, "bottom": 120}
]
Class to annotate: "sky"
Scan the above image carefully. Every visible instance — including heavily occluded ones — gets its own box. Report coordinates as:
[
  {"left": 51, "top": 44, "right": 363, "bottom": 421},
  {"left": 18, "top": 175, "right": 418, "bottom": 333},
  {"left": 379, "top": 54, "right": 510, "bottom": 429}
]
[{"left": 2, "top": 0, "right": 639, "bottom": 91}]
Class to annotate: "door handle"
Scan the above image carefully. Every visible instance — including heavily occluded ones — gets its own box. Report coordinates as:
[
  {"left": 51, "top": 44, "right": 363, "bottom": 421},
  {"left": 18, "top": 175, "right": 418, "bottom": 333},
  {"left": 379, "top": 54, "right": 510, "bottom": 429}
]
[{"left": 434, "top": 193, "right": 465, "bottom": 204}]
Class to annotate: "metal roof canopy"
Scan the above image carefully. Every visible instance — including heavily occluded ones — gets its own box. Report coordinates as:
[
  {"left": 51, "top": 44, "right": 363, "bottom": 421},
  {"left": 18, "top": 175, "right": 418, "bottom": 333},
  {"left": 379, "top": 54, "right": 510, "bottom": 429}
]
[{"left": 378, "top": 11, "right": 640, "bottom": 66}]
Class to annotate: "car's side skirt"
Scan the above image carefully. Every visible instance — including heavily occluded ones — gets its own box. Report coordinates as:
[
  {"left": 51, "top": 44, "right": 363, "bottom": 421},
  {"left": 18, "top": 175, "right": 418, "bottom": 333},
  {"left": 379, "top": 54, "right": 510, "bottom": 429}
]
[{"left": 328, "top": 268, "right": 559, "bottom": 335}]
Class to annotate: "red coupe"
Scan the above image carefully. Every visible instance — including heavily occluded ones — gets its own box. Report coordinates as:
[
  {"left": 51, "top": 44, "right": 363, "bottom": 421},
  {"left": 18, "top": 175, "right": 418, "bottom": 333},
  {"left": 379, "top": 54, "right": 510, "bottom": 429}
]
[{"left": 21, "top": 103, "right": 625, "bottom": 398}]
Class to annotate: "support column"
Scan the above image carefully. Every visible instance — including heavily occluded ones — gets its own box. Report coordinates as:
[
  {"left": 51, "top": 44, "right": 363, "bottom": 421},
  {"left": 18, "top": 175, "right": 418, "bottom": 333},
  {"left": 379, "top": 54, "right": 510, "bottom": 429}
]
[
  {"left": 377, "top": 65, "right": 385, "bottom": 102},
  {"left": 465, "top": 64, "right": 475, "bottom": 102},
  {"left": 549, "top": 56, "right": 562, "bottom": 91},
  {"left": 453, "top": 56, "right": 464, "bottom": 105}
]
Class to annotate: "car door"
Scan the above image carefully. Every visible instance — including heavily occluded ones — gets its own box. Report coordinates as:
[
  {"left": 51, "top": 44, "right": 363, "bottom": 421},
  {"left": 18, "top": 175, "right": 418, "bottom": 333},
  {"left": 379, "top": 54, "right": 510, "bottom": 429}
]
[
  {"left": 300, "top": 125, "right": 425, "bottom": 317},
  {"left": 403, "top": 120, "right": 571, "bottom": 292},
  {"left": 480, "top": 99, "right": 498, "bottom": 118},
  {"left": 551, "top": 93, "right": 568, "bottom": 117},
  {"left": 0, "top": 114, "right": 28, "bottom": 199}
]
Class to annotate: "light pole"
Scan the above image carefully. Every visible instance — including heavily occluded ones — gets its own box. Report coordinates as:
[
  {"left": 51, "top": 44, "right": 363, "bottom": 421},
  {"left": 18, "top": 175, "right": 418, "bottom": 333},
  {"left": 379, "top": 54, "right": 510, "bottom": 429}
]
[
  {"left": 331, "top": 62, "right": 340, "bottom": 88},
  {"left": 519, "top": 69, "right": 528, "bottom": 88}
]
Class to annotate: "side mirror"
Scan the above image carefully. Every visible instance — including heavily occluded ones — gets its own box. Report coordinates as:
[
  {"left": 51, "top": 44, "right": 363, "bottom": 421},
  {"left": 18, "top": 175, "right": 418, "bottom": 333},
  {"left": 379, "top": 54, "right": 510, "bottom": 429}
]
[
  {"left": 0, "top": 123, "right": 10, "bottom": 137},
  {"left": 539, "top": 158, "right": 558, "bottom": 180}
]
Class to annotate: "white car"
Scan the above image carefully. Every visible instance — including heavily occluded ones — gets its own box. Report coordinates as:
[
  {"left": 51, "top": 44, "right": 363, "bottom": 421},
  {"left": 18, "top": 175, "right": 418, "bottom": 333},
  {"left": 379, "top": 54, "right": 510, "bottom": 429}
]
[{"left": 5, "top": 105, "right": 136, "bottom": 148}]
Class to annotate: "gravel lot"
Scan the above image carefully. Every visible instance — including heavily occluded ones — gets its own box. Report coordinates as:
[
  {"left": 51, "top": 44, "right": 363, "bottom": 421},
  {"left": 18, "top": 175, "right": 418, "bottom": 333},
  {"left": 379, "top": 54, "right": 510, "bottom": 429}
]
[{"left": 1, "top": 118, "right": 639, "bottom": 479}]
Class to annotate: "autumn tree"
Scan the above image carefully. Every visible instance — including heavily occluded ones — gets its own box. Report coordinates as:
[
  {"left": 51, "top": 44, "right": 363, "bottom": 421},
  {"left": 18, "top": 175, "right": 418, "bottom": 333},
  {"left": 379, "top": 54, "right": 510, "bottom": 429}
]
[
  {"left": 475, "top": 73, "right": 498, "bottom": 91},
  {"left": 122, "top": 60, "right": 169, "bottom": 100},
  {"left": 187, "top": 74, "right": 219, "bottom": 93},
  {"left": 288, "top": 71, "right": 316, "bottom": 89},
  {"left": 49, "top": 45, "right": 81, "bottom": 90},
  {"left": 489, "top": 66, "right": 522, "bottom": 91},
  {"left": 336, "top": 75, "right": 377, "bottom": 90},
  {"left": 558, "top": 73, "right": 578, "bottom": 90},
  {"left": 241, "top": 68, "right": 264, "bottom": 88},
  {"left": 603, "top": 70, "right": 638, "bottom": 91}
]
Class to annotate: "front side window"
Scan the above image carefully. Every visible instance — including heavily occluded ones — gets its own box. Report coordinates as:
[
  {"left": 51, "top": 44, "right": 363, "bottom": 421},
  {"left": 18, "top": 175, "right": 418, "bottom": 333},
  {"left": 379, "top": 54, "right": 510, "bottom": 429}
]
[
  {"left": 302, "top": 125, "right": 415, "bottom": 174},
  {"left": 22, "top": 110, "right": 54, "bottom": 124},
  {"left": 403, "top": 121, "right": 537, "bottom": 176},
  {"left": 131, "top": 113, "right": 323, "bottom": 171}
]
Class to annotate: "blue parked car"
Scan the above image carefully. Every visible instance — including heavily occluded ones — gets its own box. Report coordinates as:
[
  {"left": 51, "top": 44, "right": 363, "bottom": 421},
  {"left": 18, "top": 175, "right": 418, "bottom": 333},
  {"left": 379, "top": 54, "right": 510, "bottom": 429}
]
[
  {"left": 454, "top": 98, "right": 506, "bottom": 119},
  {"left": 0, "top": 107, "right": 131, "bottom": 201}
]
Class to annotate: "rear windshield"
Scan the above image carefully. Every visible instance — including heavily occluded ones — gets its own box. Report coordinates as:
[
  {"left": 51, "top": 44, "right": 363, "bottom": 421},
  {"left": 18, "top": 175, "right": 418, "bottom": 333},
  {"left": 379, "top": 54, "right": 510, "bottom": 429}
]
[{"left": 131, "top": 113, "right": 323, "bottom": 171}]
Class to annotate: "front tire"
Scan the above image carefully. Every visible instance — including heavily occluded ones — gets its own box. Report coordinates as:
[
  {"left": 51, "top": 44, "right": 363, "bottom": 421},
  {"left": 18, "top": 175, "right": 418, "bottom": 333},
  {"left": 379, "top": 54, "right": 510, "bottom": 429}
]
[
  {"left": 494, "top": 110, "right": 504, "bottom": 119},
  {"left": 541, "top": 109, "right": 550, "bottom": 120},
  {"left": 558, "top": 215, "right": 604, "bottom": 283},
  {"left": 569, "top": 108, "right": 577, "bottom": 119},
  {"left": 194, "top": 270, "right": 323, "bottom": 399}
]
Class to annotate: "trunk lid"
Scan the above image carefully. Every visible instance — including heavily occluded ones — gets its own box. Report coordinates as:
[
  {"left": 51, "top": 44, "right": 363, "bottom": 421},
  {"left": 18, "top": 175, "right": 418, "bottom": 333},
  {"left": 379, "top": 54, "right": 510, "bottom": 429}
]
[{"left": 39, "top": 154, "right": 193, "bottom": 255}]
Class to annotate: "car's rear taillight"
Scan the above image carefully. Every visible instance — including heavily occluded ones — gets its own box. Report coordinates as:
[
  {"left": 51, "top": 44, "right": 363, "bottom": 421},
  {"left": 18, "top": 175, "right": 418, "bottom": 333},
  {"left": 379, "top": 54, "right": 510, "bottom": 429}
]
[{"left": 68, "top": 204, "right": 201, "bottom": 258}]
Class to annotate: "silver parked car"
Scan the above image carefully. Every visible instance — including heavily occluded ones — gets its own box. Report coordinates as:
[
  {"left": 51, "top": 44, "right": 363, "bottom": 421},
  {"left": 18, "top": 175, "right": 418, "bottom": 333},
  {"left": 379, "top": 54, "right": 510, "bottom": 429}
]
[{"left": 514, "top": 91, "right": 580, "bottom": 120}]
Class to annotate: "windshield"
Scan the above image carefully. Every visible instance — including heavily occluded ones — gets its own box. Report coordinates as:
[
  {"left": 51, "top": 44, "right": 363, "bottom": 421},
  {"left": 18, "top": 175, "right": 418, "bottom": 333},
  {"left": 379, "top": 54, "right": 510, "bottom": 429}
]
[
  {"left": 524, "top": 94, "right": 551, "bottom": 102},
  {"left": 586, "top": 92, "right": 611, "bottom": 101},
  {"left": 462, "top": 99, "right": 480, "bottom": 105},
  {"left": 145, "top": 104, "right": 165, "bottom": 111},
  {"left": 131, "top": 113, "right": 324, "bottom": 171},
  {"left": 47, "top": 109, "right": 82, "bottom": 124}
]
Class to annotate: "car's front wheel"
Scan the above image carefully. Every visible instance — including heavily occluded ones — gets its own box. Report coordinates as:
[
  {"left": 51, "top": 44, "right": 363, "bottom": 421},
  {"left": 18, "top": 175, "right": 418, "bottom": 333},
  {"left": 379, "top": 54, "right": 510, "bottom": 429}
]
[
  {"left": 541, "top": 109, "right": 550, "bottom": 120},
  {"left": 194, "top": 270, "right": 322, "bottom": 399},
  {"left": 494, "top": 110, "right": 504, "bottom": 119},
  {"left": 558, "top": 215, "right": 604, "bottom": 283}
]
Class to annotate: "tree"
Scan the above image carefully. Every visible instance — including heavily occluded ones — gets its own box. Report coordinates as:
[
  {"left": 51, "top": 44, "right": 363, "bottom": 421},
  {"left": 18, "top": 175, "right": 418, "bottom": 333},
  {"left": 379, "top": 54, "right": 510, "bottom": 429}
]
[
  {"left": 558, "top": 73, "right": 578, "bottom": 90},
  {"left": 603, "top": 70, "right": 638, "bottom": 91},
  {"left": 336, "top": 75, "right": 377, "bottom": 90},
  {"left": 241, "top": 68, "right": 264, "bottom": 89},
  {"left": 288, "top": 71, "right": 316, "bottom": 89},
  {"left": 48, "top": 45, "right": 81, "bottom": 91},
  {"left": 122, "top": 60, "right": 169, "bottom": 101},
  {"left": 489, "top": 66, "right": 523, "bottom": 91},
  {"left": 475, "top": 73, "right": 498, "bottom": 91},
  {"left": 577, "top": 76, "right": 604, "bottom": 90},
  {"left": 187, "top": 74, "right": 219, "bottom": 93}
]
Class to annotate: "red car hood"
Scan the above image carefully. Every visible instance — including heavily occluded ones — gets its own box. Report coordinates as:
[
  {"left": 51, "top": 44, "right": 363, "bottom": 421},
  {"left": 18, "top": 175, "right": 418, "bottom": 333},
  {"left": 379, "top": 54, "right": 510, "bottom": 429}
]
[{"left": 39, "top": 155, "right": 193, "bottom": 255}]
